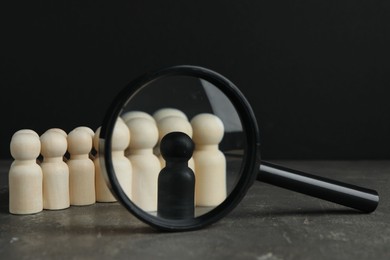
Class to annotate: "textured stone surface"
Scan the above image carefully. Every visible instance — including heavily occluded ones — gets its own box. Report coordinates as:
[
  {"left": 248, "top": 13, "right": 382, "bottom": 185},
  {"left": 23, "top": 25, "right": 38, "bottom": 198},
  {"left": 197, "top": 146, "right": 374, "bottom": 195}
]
[{"left": 1, "top": 160, "right": 389, "bottom": 260}]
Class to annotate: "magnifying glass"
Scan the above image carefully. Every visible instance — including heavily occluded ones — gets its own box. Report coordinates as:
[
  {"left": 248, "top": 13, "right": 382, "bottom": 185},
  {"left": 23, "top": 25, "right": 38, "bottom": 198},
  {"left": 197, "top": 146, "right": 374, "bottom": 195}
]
[{"left": 99, "top": 65, "right": 379, "bottom": 231}]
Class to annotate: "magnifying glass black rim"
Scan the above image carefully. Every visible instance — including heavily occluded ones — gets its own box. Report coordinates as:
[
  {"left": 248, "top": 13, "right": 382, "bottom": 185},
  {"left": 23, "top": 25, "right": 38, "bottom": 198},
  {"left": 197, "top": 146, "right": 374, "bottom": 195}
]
[{"left": 100, "top": 65, "right": 261, "bottom": 231}]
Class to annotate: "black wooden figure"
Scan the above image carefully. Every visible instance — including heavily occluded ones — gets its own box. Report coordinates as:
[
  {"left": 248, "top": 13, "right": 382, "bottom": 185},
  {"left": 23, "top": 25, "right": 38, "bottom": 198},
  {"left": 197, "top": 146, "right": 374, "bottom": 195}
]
[{"left": 157, "top": 131, "right": 195, "bottom": 220}]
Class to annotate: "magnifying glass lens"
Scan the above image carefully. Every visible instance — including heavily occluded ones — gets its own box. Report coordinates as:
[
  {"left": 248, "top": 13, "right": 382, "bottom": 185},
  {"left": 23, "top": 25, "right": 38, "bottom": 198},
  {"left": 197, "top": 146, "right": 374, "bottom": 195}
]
[{"left": 100, "top": 69, "right": 260, "bottom": 231}]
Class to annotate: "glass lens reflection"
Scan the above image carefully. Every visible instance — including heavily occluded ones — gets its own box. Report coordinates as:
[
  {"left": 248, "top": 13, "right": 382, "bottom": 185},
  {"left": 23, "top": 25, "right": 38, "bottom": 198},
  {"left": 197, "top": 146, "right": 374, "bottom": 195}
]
[{"left": 111, "top": 76, "right": 246, "bottom": 219}]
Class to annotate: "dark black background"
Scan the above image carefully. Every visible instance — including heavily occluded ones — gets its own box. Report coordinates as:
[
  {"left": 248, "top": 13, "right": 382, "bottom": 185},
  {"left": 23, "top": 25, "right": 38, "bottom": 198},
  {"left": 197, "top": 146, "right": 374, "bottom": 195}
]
[{"left": 1, "top": 1, "right": 389, "bottom": 160}]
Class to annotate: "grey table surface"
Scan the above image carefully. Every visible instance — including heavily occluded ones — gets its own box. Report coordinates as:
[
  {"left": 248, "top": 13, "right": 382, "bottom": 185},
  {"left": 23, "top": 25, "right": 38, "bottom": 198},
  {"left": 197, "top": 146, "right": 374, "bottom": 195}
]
[{"left": 0, "top": 160, "right": 389, "bottom": 260}]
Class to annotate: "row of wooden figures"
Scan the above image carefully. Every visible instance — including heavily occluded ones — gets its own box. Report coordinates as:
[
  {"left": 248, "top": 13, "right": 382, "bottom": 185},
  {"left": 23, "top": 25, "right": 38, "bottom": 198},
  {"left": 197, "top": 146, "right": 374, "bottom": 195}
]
[{"left": 9, "top": 108, "right": 227, "bottom": 215}]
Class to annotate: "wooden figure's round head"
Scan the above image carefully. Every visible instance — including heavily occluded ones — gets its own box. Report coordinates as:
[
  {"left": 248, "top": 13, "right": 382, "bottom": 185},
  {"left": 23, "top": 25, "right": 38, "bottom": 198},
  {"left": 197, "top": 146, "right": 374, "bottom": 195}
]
[
  {"left": 157, "top": 116, "right": 193, "bottom": 143},
  {"left": 73, "top": 126, "right": 94, "bottom": 138},
  {"left": 190, "top": 113, "right": 225, "bottom": 145},
  {"left": 121, "top": 111, "right": 155, "bottom": 124},
  {"left": 67, "top": 128, "right": 93, "bottom": 156},
  {"left": 13, "top": 129, "right": 40, "bottom": 137},
  {"left": 50, "top": 128, "right": 68, "bottom": 138},
  {"left": 10, "top": 129, "right": 41, "bottom": 160},
  {"left": 126, "top": 117, "right": 158, "bottom": 150},
  {"left": 160, "top": 132, "right": 194, "bottom": 162},
  {"left": 153, "top": 108, "right": 188, "bottom": 122},
  {"left": 40, "top": 129, "right": 68, "bottom": 158},
  {"left": 112, "top": 119, "right": 130, "bottom": 152}
]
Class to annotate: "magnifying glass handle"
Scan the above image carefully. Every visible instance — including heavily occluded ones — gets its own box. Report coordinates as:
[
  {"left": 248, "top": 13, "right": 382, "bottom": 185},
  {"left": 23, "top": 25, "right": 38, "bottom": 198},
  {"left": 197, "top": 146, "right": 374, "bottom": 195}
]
[{"left": 257, "top": 161, "right": 379, "bottom": 213}]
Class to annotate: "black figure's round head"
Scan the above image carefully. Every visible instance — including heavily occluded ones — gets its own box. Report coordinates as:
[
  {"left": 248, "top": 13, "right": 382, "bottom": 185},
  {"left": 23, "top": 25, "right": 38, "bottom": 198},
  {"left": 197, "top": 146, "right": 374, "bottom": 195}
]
[{"left": 160, "top": 131, "right": 194, "bottom": 162}]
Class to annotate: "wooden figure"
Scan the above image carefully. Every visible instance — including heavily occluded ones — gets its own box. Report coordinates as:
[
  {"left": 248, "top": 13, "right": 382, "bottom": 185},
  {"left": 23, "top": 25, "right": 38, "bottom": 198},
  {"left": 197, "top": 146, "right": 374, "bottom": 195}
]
[
  {"left": 9, "top": 129, "right": 43, "bottom": 214},
  {"left": 40, "top": 128, "right": 70, "bottom": 210},
  {"left": 191, "top": 113, "right": 227, "bottom": 207},
  {"left": 126, "top": 117, "right": 160, "bottom": 212},
  {"left": 67, "top": 127, "right": 95, "bottom": 206}
]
